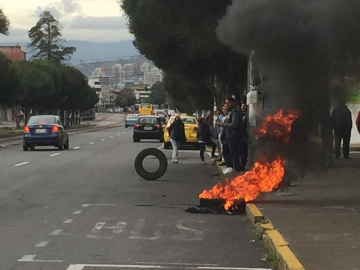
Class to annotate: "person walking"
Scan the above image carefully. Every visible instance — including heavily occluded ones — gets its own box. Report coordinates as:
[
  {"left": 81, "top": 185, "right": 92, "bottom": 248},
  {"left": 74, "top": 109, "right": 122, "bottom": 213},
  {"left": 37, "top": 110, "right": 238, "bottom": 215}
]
[
  {"left": 220, "top": 104, "right": 233, "bottom": 173},
  {"left": 356, "top": 110, "right": 360, "bottom": 134},
  {"left": 198, "top": 117, "right": 217, "bottom": 165},
  {"left": 168, "top": 116, "right": 186, "bottom": 163},
  {"left": 331, "top": 101, "right": 352, "bottom": 159},
  {"left": 219, "top": 97, "right": 243, "bottom": 173}
]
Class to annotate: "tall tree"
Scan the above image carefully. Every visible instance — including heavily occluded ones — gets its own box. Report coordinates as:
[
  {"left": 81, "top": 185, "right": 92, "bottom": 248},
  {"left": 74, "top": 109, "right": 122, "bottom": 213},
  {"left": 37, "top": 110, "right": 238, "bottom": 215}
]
[
  {"left": 28, "top": 11, "right": 76, "bottom": 61},
  {"left": 0, "top": 53, "right": 25, "bottom": 128},
  {"left": 0, "top": 9, "right": 10, "bottom": 35}
]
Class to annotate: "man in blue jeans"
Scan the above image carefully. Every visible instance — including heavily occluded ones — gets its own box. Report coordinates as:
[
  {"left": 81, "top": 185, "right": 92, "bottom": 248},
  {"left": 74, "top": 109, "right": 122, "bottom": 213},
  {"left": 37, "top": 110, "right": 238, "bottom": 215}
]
[
  {"left": 219, "top": 97, "right": 243, "bottom": 173},
  {"left": 197, "top": 117, "right": 217, "bottom": 165},
  {"left": 168, "top": 116, "right": 186, "bottom": 163}
]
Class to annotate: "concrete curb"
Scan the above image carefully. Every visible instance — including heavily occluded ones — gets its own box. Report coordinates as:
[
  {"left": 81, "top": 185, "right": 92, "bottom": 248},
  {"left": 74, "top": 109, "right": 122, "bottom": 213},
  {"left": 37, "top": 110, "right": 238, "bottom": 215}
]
[
  {"left": 211, "top": 158, "right": 305, "bottom": 270},
  {"left": 246, "top": 203, "right": 306, "bottom": 270}
]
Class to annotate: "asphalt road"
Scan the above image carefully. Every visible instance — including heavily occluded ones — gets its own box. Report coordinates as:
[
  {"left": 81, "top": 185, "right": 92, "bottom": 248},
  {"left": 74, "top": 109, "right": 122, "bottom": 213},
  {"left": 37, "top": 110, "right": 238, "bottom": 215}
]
[{"left": 0, "top": 127, "right": 270, "bottom": 270}]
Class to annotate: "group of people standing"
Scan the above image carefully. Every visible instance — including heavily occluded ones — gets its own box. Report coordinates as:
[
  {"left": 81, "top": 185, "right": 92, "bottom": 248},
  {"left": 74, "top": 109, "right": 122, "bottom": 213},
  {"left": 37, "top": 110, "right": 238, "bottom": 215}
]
[
  {"left": 167, "top": 97, "right": 249, "bottom": 173},
  {"left": 197, "top": 97, "right": 248, "bottom": 174}
]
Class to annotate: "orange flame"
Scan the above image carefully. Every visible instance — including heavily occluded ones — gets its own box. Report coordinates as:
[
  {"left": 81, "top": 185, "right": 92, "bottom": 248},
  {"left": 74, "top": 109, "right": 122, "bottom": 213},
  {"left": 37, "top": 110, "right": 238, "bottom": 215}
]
[
  {"left": 199, "top": 110, "right": 300, "bottom": 210},
  {"left": 255, "top": 109, "right": 300, "bottom": 142}
]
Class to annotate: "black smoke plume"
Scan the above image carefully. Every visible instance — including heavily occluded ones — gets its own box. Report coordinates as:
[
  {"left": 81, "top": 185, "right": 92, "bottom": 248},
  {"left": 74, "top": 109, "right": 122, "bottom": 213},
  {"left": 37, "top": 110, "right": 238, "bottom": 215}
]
[{"left": 216, "top": 0, "right": 360, "bottom": 171}]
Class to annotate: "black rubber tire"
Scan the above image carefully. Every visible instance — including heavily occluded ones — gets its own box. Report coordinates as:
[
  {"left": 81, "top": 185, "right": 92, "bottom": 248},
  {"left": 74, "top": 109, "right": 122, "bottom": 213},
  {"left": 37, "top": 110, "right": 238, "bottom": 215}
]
[
  {"left": 64, "top": 137, "right": 69, "bottom": 150},
  {"left": 125, "top": 125, "right": 128, "bottom": 128},
  {"left": 23, "top": 144, "right": 29, "bottom": 151},
  {"left": 164, "top": 141, "right": 171, "bottom": 149},
  {"left": 134, "top": 148, "right": 168, "bottom": 180},
  {"left": 58, "top": 140, "right": 64, "bottom": 150},
  {"left": 30, "top": 145, "right": 35, "bottom": 151}
]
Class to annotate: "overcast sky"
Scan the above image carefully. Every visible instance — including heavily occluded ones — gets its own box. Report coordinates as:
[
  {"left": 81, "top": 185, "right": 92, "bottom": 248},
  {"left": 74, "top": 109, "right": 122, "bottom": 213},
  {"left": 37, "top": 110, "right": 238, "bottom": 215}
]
[{"left": 1, "top": 0, "right": 133, "bottom": 43}]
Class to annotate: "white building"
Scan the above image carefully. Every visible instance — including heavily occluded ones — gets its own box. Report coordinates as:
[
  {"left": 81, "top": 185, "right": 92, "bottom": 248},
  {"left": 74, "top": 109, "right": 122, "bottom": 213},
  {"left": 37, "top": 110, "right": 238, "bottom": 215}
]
[
  {"left": 144, "top": 67, "right": 163, "bottom": 86},
  {"left": 140, "top": 62, "right": 150, "bottom": 73}
]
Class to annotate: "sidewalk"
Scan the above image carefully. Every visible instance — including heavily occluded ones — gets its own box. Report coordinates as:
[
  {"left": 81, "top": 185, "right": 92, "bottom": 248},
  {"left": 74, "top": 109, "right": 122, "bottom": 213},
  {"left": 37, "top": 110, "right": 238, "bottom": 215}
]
[
  {"left": 0, "top": 113, "right": 125, "bottom": 148},
  {"left": 252, "top": 153, "right": 360, "bottom": 270}
]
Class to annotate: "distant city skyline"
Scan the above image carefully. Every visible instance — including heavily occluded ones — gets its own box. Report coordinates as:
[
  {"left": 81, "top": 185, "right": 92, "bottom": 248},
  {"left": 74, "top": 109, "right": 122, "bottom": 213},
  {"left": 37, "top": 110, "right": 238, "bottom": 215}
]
[{"left": 1, "top": 0, "right": 133, "bottom": 43}]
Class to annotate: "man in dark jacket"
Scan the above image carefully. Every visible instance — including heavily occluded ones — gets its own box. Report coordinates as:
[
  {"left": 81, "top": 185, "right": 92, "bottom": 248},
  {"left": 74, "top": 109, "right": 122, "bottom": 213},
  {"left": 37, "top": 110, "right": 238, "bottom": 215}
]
[
  {"left": 240, "top": 102, "right": 248, "bottom": 169},
  {"left": 197, "top": 117, "right": 217, "bottom": 165},
  {"left": 219, "top": 97, "right": 243, "bottom": 172},
  {"left": 331, "top": 101, "right": 352, "bottom": 159},
  {"left": 168, "top": 116, "right": 186, "bottom": 163}
]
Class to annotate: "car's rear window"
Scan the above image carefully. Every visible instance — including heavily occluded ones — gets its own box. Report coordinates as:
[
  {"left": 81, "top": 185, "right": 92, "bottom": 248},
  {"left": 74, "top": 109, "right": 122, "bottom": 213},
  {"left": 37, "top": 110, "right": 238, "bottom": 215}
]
[
  {"left": 169, "top": 117, "right": 197, "bottom": 125},
  {"left": 28, "top": 116, "right": 56, "bottom": 125},
  {"left": 127, "top": 115, "right": 138, "bottom": 120},
  {"left": 138, "top": 117, "right": 159, "bottom": 125}
]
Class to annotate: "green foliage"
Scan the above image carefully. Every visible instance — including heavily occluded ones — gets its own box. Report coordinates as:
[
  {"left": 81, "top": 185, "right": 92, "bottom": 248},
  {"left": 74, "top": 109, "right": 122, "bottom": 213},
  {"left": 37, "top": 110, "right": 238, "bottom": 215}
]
[
  {"left": 149, "top": 82, "right": 166, "bottom": 105},
  {"left": 121, "top": 0, "right": 248, "bottom": 108},
  {"left": 115, "top": 88, "right": 136, "bottom": 107},
  {"left": 0, "top": 53, "right": 24, "bottom": 107},
  {"left": 0, "top": 9, "right": 10, "bottom": 35},
  {"left": 28, "top": 11, "right": 76, "bottom": 61}
]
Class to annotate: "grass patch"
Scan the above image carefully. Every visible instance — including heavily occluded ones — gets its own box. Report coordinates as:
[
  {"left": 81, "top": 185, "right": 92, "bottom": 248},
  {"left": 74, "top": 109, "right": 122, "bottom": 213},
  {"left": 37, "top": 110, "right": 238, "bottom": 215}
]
[
  {"left": 261, "top": 248, "right": 279, "bottom": 269},
  {"left": 0, "top": 127, "right": 23, "bottom": 139},
  {"left": 67, "top": 124, "right": 96, "bottom": 130}
]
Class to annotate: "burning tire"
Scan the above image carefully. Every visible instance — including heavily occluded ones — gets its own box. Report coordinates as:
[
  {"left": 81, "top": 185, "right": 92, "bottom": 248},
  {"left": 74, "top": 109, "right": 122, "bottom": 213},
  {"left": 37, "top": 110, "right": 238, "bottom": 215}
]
[{"left": 134, "top": 148, "right": 168, "bottom": 180}]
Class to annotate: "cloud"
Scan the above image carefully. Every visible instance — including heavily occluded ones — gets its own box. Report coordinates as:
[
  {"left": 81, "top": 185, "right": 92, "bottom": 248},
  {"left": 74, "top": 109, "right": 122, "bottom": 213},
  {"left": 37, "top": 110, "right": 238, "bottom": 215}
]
[
  {"left": 34, "top": 0, "right": 82, "bottom": 19},
  {"left": 1, "top": 27, "right": 29, "bottom": 43},
  {"left": 68, "top": 16, "right": 127, "bottom": 30}
]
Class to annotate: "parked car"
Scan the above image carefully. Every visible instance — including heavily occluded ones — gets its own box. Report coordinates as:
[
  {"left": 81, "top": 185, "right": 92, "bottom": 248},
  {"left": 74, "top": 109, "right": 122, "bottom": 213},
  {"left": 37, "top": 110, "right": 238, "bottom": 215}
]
[
  {"left": 106, "top": 108, "right": 114, "bottom": 113},
  {"left": 163, "top": 115, "right": 199, "bottom": 149},
  {"left": 133, "top": 116, "right": 164, "bottom": 142},
  {"left": 80, "top": 110, "right": 95, "bottom": 120},
  {"left": 125, "top": 114, "right": 139, "bottom": 128},
  {"left": 23, "top": 115, "right": 69, "bottom": 151}
]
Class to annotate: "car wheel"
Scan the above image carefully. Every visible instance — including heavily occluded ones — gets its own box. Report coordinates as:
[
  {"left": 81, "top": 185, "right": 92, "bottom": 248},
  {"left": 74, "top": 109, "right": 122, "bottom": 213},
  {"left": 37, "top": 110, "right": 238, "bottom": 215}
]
[
  {"left": 30, "top": 145, "right": 35, "bottom": 151},
  {"left": 164, "top": 141, "right": 171, "bottom": 149},
  {"left": 133, "top": 137, "right": 140, "bottom": 142},
  {"left": 125, "top": 125, "right": 128, "bottom": 128},
  {"left": 134, "top": 148, "right": 168, "bottom": 180},
  {"left": 64, "top": 138, "right": 69, "bottom": 150},
  {"left": 23, "top": 144, "right": 29, "bottom": 151},
  {"left": 58, "top": 141, "right": 64, "bottom": 150}
]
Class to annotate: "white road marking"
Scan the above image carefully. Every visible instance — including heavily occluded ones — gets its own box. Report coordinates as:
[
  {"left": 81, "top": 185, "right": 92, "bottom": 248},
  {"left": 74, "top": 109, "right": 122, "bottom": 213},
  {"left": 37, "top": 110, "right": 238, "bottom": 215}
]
[
  {"left": 101, "top": 139, "right": 105, "bottom": 141},
  {"left": 92, "top": 222, "right": 106, "bottom": 232},
  {"left": 34, "top": 241, "right": 49, "bottom": 248},
  {"left": 73, "top": 210, "right": 82, "bottom": 215},
  {"left": 49, "top": 229, "right": 62, "bottom": 235},
  {"left": 117, "top": 133, "right": 120, "bottom": 136},
  {"left": 129, "top": 218, "right": 162, "bottom": 240},
  {"left": 50, "top": 153, "right": 61, "bottom": 157},
  {"left": 18, "top": 255, "right": 63, "bottom": 263},
  {"left": 82, "top": 204, "right": 117, "bottom": 207},
  {"left": 66, "top": 264, "right": 271, "bottom": 270},
  {"left": 63, "top": 219, "right": 73, "bottom": 224},
  {"left": 110, "top": 136, "right": 114, "bottom": 138},
  {"left": 137, "top": 262, "right": 218, "bottom": 266},
  {"left": 14, "top": 162, "right": 29, "bottom": 167},
  {"left": 105, "top": 221, "right": 127, "bottom": 234},
  {"left": 73, "top": 146, "right": 80, "bottom": 150},
  {"left": 89, "top": 142, "right": 94, "bottom": 145},
  {"left": 173, "top": 220, "right": 204, "bottom": 241}
]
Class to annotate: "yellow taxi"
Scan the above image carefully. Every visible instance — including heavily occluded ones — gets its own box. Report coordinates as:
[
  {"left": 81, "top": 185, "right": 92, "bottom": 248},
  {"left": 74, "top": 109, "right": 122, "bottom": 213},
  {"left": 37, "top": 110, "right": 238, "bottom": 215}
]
[{"left": 163, "top": 115, "right": 199, "bottom": 149}]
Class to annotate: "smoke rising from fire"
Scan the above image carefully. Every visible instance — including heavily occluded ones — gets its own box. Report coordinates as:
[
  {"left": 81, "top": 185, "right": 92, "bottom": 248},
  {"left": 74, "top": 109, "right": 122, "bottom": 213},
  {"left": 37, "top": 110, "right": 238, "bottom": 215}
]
[{"left": 216, "top": 0, "right": 360, "bottom": 168}]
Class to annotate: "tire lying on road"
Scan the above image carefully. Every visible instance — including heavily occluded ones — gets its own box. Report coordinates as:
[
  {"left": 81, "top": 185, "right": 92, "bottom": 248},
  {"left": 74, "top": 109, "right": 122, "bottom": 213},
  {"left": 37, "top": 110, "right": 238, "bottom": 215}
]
[{"left": 134, "top": 148, "right": 168, "bottom": 180}]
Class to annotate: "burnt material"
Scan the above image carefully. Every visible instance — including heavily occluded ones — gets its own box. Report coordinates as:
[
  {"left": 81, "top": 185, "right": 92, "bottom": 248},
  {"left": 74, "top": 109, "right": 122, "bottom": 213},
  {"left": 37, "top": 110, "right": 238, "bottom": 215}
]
[{"left": 187, "top": 198, "right": 246, "bottom": 215}]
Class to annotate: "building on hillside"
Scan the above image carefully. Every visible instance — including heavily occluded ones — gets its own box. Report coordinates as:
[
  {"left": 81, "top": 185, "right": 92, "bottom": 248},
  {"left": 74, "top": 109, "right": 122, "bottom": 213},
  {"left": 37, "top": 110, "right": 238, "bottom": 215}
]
[
  {"left": 0, "top": 45, "right": 27, "bottom": 62},
  {"left": 143, "top": 67, "right": 163, "bottom": 87},
  {"left": 140, "top": 62, "right": 150, "bottom": 73},
  {"left": 0, "top": 46, "right": 27, "bottom": 122}
]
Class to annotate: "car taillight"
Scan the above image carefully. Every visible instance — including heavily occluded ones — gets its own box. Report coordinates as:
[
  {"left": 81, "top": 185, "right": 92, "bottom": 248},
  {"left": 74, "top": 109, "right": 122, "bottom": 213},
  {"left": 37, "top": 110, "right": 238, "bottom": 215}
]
[
  {"left": 134, "top": 123, "right": 140, "bottom": 128},
  {"left": 52, "top": 126, "right": 59, "bottom": 132},
  {"left": 23, "top": 126, "right": 30, "bottom": 133},
  {"left": 157, "top": 124, "right": 161, "bottom": 129},
  {"left": 194, "top": 127, "right": 198, "bottom": 132}
]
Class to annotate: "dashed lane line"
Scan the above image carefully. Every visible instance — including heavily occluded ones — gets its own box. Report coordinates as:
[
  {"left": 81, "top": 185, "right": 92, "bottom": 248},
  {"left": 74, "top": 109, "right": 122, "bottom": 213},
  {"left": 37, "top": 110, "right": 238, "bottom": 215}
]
[
  {"left": 73, "top": 210, "right": 82, "bottom": 215},
  {"left": 89, "top": 142, "right": 94, "bottom": 145},
  {"left": 63, "top": 219, "right": 73, "bottom": 224},
  {"left": 14, "top": 162, "right": 29, "bottom": 167},
  {"left": 73, "top": 146, "right": 80, "bottom": 150},
  {"left": 49, "top": 229, "right": 62, "bottom": 235},
  {"left": 110, "top": 136, "right": 114, "bottom": 138},
  {"left": 34, "top": 241, "right": 49, "bottom": 248},
  {"left": 50, "top": 153, "right": 61, "bottom": 157},
  {"left": 101, "top": 139, "right": 105, "bottom": 141}
]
